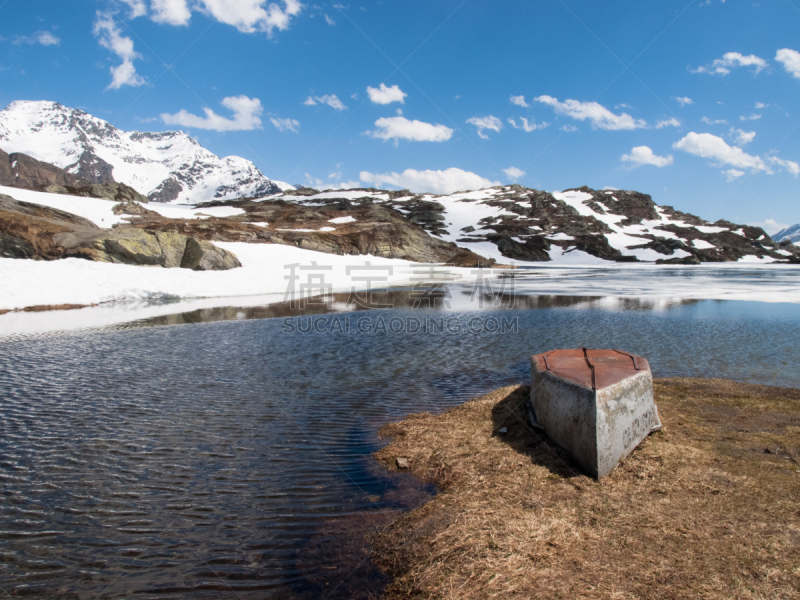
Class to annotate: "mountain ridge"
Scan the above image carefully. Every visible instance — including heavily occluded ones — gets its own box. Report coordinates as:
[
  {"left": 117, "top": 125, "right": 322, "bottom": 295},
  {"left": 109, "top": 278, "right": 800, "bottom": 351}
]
[
  {"left": 0, "top": 100, "right": 290, "bottom": 204},
  {"left": 258, "top": 185, "right": 800, "bottom": 264},
  {"left": 774, "top": 224, "right": 800, "bottom": 244}
]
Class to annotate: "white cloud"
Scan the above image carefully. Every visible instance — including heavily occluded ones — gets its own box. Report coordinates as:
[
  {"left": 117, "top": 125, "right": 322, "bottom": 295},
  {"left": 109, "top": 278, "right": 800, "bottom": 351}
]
[
  {"left": 118, "top": 0, "right": 302, "bottom": 34},
  {"left": 334, "top": 180, "right": 361, "bottom": 189},
  {"left": 151, "top": 0, "right": 192, "bottom": 25},
  {"left": 10, "top": 31, "right": 61, "bottom": 46},
  {"left": 740, "top": 113, "right": 762, "bottom": 121},
  {"left": 675, "top": 96, "right": 694, "bottom": 107},
  {"left": 304, "top": 94, "right": 347, "bottom": 110},
  {"left": 366, "top": 116, "right": 453, "bottom": 143},
  {"left": 561, "top": 124, "right": 578, "bottom": 132},
  {"left": 325, "top": 14, "right": 335, "bottom": 25},
  {"left": 34, "top": 31, "right": 60, "bottom": 46},
  {"left": 93, "top": 13, "right": 146, "bottom": 89},
  {"left": 120, "top": 0, "right": 148, "bottom": 18},
  {"left": 502, "top": 166, "right": 525, "bottom": 180},
  {"left": 621, "top": 146, "right": 673, "bottom": 168},
  {"left": 161, "top": 95, "right": 263, "bottom": 131},
  {"left": 769, "top": 156, "right": 800, "bottom": 176},
  {"left": 466, "top": 115, "right": 502, "bottom": 139},
  {"left": 775, "top": 48, "right": 800, "bottom": 80},
  {"left": 366, "top": 83, "right": 406, "bottom": 105},
  {"left": 701, "top": 116, "right": 727, "bottom": 125},
  {"left": 359, "top": 168, "right": 500, "bottom": 195},
  {"left": 535, "top": 95, "right": 646, "bottom": 130},
  {"left": 724, "top": 169, "right": 745, "bottom": 181},
  {"left": 691, "top": 51, "right": 768, "bottom": 75},
  {"left": 676, "top": 132, "right": 799, "bottom": 178},
  {"left": 730, "top": 128, "right": 755, "bottom": 146},
  {"left": 749, "top": 218, "right": 789, "bottom": 235},
  {"left": 655, "top": 117, "right": 681, "bottom": 129},
  {"left": 305, "top": 173, "right": 360, "bottom": 190},
  {"left": 510, "top": 95, "right": 529, "bottom": 107},
  {"left": 195, "top": 0, "right": 302, "bottom": 35},
  {"left": 270, "top": 116, "right": 299, "bottom": 132},
  {"left": 508, "top": 117, "right": 548, "bottom": 132},
  {"left": 754, "top": 102, "right": 767, "bottom": 109},
  {"left": 673, "top": 132, "right": 768, "bottom": 173}
]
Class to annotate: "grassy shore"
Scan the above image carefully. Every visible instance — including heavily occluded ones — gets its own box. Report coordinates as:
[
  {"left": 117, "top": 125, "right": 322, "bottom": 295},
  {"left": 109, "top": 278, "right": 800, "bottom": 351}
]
[{"left": 372, "top": 378, "right": 800, "bottom": 599}]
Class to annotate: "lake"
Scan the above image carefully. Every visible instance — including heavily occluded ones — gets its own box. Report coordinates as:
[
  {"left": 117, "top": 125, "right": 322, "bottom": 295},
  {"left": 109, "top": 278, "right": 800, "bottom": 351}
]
[{"left": 1, "top": 288, "right": 799, "bottom": 598}]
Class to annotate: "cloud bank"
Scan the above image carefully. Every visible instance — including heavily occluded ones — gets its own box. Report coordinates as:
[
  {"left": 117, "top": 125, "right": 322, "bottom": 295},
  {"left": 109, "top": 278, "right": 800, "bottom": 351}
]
[{"left": 359, "top": 168, "right": 499, "bottom": 194}]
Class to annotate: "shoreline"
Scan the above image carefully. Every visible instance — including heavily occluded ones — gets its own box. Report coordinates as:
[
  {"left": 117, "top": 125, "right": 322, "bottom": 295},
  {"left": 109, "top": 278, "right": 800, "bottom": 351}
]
[
  {"left": 0, "top": 302, "right": 97, "bottom": 315},
  {"left": 2, "top": 246, "right": 800, "bottom": 314},
  {"left": 371, "top": 378, "right": 800, "bottom": 599}
]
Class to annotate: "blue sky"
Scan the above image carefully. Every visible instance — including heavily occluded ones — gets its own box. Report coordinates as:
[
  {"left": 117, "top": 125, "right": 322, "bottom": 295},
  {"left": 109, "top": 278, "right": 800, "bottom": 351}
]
[{"left": 1, "top": 0, "right": 799, "bottom": 230}]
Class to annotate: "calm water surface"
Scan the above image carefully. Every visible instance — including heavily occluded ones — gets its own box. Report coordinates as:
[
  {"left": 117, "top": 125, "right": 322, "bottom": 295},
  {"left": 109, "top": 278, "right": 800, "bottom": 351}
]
[{"left": 1, "top": 294, "right": 800, "bottom": 598}]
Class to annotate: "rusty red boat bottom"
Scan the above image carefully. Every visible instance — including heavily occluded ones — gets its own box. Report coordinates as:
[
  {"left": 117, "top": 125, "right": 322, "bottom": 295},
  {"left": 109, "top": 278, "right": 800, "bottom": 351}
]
[{"left": 529, "top": 348, "right": 661, "bottom": 478}]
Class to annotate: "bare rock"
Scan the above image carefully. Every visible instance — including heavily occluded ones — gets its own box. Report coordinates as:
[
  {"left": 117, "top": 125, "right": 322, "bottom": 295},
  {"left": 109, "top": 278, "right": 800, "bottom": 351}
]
[
  {"left": 0, "top": 195, "right": 240, "bottom": 270},
  {"left": 180, "top": 237, "right": 242, "bottom": 270},
  {"left": 0, "top": 148, "right": 83, "bottom": 188}
]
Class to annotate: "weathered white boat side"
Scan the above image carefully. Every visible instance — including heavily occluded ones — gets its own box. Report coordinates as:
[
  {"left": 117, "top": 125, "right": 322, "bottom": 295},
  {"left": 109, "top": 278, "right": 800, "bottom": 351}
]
[{"left": 530, "top": 348, "right": 660, "bottom": 478}]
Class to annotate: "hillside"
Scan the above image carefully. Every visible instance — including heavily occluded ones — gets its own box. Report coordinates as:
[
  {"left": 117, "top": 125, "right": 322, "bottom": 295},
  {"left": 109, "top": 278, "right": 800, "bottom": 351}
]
[
  {"left": 267, "top": 186, "right": 800, "bottom": 264},
  {"left": 774, "top": 224, "right": 800, "bottom": 244}
]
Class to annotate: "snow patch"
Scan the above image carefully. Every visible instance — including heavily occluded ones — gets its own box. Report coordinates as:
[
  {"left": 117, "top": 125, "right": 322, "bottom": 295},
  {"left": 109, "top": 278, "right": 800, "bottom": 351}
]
[
  {"left": 691, "top": 239, "right": 716, "bottom": 250},
  {"left": 0, "top": 185, "right": 126, "bottom": 227},
  {"left": 328, "top": 216, "right": 356, "bottom": 224}
]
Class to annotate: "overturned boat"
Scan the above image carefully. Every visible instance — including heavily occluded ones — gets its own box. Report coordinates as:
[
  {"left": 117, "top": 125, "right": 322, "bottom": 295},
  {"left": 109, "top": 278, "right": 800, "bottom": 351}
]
[{"left": 529, "top": 348, "right": 661, "bottom": 478}]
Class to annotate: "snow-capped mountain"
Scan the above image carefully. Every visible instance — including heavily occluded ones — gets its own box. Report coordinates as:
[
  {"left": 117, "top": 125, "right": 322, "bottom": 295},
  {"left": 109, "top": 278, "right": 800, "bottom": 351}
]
[
  {"left": 774, "top": 224, "right": 800, "bottom": 244},
  {"left": 0, "top": 100, "right": 290, "bottom": 204},
  {"left": 282, "top": 185, "right": 798, "bottom": 264}
]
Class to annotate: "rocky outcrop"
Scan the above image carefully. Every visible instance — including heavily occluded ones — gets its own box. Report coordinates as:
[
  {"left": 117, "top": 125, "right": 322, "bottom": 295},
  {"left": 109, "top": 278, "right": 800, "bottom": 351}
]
[
  {"left": 289, "top": 185, "right": 800, "bottom": 264},
  {"left": 0, "top": 194, "right": 239, "bottom": 270},
  {"left": 0, "top": 147, "right": 150, "bottom": 203},
  {"left": 60, "top": 228, "right": 241, "bottom": 270},
  {"left": 43, "top": 182, "right": 149, "bottom": 204},
  {"left": 0, "top": 147, "right": 84, "bottom": 188},
  {"left": 120, "top": 199, "right": 494, "bottom": 266}
]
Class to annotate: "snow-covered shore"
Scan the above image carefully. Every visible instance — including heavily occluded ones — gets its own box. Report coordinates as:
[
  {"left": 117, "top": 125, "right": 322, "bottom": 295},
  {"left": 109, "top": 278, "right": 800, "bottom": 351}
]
[
  {"left": 2, "top": 246, "right": 799, "bottom": 338},
  {"left": 0, "top": 242, "right": 458, "bottom": 311}
]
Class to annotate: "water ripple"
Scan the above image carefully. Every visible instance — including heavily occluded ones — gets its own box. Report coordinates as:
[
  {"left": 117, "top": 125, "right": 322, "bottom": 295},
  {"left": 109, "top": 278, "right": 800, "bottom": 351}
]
[{"left": 0, "top": 298, "right": 799, "bottom": 597}]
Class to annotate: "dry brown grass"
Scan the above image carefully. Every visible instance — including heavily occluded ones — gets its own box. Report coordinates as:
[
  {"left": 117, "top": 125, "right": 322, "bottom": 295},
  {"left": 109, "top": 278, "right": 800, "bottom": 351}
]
[
  {"left": 372, "top": 378, "right": 800, "bottom": 599},
  {"left": 0, "top": 303, "right": 96, "bottom": 315}
]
